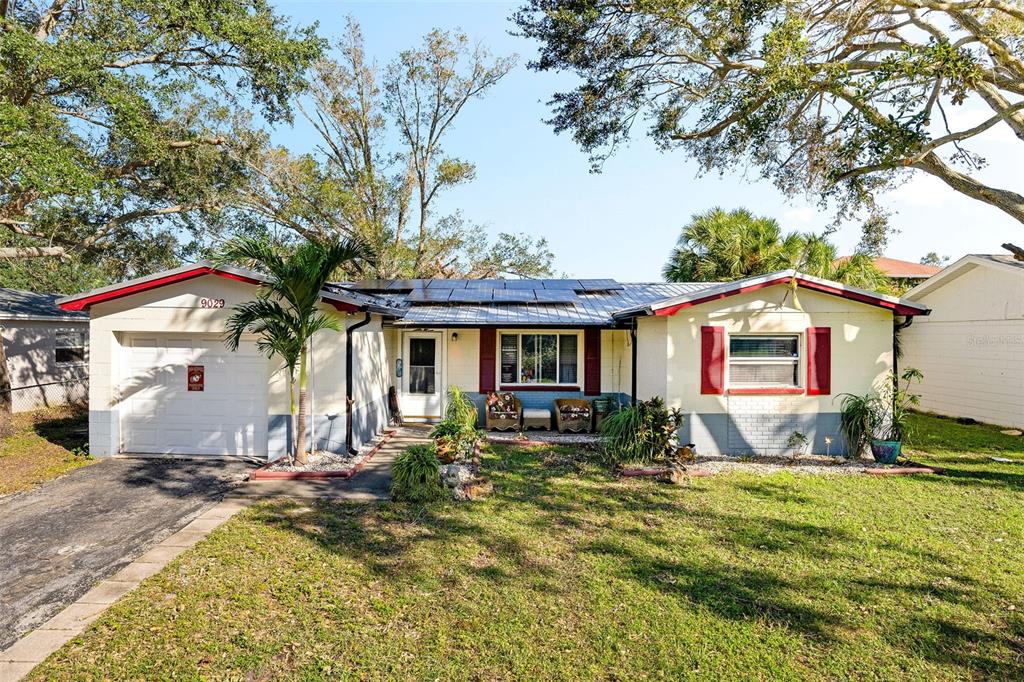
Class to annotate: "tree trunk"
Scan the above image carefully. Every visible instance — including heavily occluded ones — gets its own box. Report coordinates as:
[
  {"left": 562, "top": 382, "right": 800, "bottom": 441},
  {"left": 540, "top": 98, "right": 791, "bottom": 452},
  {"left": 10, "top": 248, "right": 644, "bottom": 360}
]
[
  {"left": 295, "top": 347, "right": 309, "bottom": 465},
  {"left": 0, "top": 327, "right": 11, "bottom": 415}
]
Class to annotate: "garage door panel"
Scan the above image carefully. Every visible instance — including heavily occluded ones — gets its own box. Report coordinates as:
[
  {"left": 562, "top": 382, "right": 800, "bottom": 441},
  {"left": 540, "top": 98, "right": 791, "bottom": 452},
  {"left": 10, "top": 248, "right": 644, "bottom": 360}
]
[{"left": 120, "top": 335, "right": 267, "bottom": 457}]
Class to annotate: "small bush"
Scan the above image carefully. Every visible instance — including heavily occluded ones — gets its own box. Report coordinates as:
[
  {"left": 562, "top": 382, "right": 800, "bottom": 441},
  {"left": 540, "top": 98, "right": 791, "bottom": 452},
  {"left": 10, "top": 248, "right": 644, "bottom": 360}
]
[
  {"left": 391, "top": 444, "right": 445, "bottom": 502},
  {"left": 599, "top": 397, "right": 683, "bottom": 467},
  {"left": 445, "top": 386, "right": 478, "bottom": 430}
]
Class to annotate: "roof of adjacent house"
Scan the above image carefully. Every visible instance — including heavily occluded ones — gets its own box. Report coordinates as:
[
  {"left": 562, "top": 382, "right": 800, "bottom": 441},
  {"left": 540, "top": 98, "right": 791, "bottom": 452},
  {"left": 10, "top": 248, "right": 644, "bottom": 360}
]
[
  {"left": 834, "top": 256, "right": 942, "bottom": 279},
  {"left": 904, "top": 253, "right": 1024, "bottom": 302},
  {"left": 0, "top": 287, "right": 88, "bottom": 321}
]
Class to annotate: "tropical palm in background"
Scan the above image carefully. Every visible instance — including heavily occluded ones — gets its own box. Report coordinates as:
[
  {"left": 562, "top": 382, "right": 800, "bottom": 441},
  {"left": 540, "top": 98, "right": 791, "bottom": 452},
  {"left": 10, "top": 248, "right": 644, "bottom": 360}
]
[
  {"left": 220, "top": 236, "right": 370, "bottom": 464},
  {"left": 663, "top": 208, "right": 892, "bottom": 293}
]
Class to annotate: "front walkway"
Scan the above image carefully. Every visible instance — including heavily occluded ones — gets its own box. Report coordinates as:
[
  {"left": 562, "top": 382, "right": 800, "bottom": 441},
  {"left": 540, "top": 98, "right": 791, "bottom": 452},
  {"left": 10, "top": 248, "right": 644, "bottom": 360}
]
[{"left": 228, "top": 426, "right": 429, "bottom": 501}]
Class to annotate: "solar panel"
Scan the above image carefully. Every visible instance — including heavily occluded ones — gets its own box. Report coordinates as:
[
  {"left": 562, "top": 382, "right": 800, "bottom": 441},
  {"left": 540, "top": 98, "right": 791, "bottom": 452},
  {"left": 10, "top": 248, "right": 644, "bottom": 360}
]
[
  {"left": 539, "top": 279, "right": 581, "bottom": 289},
  {"left": 385, "top": 279, "right": 426, "bottom": 291},
  {"left": 465, "top": 279, "right": 505, "bottom": 290},
  {"left": 406, "top": 288, "right": 451, "bottom": 302},
  {"left": 503, "top": 280, "right": 540, "bottom": 290},
  {"left": 576, "top": 279, "right": 624, "bottom": 291},
  {"left": 447, "top": 289, "right": 491, "bottom": 303},
  {"left": 491, "top": 290, "right": 537, "bottom": 303},
  {"left": 533, "top": 290, "right": 579, "bottom": 303},
  {"left": 426, "top": 279, "right": 468, "bottom": 289}
]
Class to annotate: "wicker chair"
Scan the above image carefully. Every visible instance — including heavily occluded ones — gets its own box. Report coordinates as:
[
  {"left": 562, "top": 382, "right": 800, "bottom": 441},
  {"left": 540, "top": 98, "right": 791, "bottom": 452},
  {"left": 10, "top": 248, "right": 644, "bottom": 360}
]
[
  {"left": 485, "top": 392, "right": 521, "bottom": 431},
  {"left": 554, "top": 398, "right": 593, "bottom": 433}
]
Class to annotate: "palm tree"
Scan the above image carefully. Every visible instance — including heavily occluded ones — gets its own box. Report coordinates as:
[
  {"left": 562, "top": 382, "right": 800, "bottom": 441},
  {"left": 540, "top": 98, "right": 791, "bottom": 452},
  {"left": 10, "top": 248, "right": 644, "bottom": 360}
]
[
  {"left": 663, "top": 207, "right": 892, "bottom": 293},
  {"left": 220, "top": 236, "right": 370, "bottom": 464}
]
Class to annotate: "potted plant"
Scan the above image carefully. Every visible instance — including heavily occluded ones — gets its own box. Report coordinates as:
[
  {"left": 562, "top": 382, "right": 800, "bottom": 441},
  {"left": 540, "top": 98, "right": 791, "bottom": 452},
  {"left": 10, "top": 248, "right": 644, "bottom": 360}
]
[{"left": 838, "top": 368, "right": 922, "bottom": 464}]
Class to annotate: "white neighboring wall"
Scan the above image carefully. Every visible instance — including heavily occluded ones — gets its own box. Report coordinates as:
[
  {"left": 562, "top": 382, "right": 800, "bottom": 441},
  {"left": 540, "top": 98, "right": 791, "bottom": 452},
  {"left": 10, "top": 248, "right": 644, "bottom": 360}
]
[
  {"left": 902, "top": 258, "right": 1024, "bottom": 429},
  {"left": 1, "top": 319, "right": 89, "bottom": 412}
]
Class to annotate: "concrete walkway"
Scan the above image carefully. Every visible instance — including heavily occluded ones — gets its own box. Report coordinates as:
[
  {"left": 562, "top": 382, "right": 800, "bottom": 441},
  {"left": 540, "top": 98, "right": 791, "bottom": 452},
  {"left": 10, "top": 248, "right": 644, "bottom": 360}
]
[{"left": 230, "top": 426, "right": 429, "bottom": 501}]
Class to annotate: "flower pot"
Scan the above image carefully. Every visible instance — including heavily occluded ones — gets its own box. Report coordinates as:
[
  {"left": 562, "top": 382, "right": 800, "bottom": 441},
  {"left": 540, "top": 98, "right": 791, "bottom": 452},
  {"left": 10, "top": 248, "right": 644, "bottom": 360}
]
[
  {"left": 870, "top": 439, "right": 902, "bottom": 464},
  {"left": 435, "top": 437, "right": 457, "bottom": 464}
]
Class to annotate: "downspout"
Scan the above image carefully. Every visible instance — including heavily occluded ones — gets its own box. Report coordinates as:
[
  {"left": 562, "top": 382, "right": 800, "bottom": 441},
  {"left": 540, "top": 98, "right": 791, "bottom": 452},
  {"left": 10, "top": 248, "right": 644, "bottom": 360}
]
[
  {"left": 630, "top": 317, "right": 638, "bottom": 406},
  {"left": 346, "top": 312, "right": 373, "bottom": 455},
  {"left": 892, "top": 316, "right": 914, "bottom": 413}
]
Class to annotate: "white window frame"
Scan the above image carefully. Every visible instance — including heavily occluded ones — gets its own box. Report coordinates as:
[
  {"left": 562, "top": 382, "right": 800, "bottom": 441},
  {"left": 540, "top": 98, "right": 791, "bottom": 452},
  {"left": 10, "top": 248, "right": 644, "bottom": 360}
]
[
  {"left": 55, "top": 330, "right": 87, "bottom": 365},
  {"left": 726, "top": 333, "right": 802, "bottom": 389},
  {"left": 497, "top": 329, "right": 583, "bottom": 388}
]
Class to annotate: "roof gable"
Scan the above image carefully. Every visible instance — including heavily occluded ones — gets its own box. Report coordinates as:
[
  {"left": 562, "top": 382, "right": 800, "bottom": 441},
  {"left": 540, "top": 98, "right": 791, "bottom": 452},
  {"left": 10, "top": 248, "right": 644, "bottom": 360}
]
[
  {"left": 614, "top": 270, "right": 929, "bottom": 318},
  {"left": 904, "top": 254, "right": 1024, "bottom": 301}
]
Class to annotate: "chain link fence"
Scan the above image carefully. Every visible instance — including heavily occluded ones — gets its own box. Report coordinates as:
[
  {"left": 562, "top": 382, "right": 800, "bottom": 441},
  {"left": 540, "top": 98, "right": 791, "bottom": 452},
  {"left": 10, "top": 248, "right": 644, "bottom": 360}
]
[{"left": 1, "top": 378, "right": 88, "bottom": 413}]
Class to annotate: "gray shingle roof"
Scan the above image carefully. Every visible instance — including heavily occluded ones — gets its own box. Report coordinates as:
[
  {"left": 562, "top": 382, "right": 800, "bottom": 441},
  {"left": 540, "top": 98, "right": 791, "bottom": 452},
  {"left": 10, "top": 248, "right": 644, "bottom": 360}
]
[
  {"left": 334, "top": 279, "right": 716, "bottom": 327},
  {"left": 975, "top": 254, "right": 1024, "bottom": 269},
  {"left": 0, "top": 287, "right": 88, "bottom": 320}
]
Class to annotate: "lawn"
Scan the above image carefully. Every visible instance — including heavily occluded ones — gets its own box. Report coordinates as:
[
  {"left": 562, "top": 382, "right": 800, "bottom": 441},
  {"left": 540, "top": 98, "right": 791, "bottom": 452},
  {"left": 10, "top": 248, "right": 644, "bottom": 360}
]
[
  {"left": 0, "top": 405, "right": 91, "bottom": 495},
  {"left": 30, "top": 412, "right": 1024, "bottom": 680}
]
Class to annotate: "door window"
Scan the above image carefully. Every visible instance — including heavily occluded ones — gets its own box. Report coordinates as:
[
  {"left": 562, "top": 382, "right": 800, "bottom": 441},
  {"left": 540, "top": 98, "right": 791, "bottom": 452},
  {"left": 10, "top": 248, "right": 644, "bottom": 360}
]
[{"left": 408, "top": 338, "right": 437, "bottom": 395}]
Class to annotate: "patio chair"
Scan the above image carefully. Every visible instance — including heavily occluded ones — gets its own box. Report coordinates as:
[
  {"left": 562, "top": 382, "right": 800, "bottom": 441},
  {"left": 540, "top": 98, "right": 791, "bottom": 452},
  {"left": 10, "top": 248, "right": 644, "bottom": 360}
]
[
  {"left": 554, "top": 398, "right": 593, "bottom": 433},
  {"left": 485, "top": 392, "right": 521, "bottom": 431}
]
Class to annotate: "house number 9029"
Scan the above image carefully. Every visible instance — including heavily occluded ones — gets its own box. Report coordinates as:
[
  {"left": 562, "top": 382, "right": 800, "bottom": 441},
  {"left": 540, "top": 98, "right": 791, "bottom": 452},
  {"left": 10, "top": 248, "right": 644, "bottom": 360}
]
[{"left": 199, "top": 297, "right": 226, "bottom": 309}]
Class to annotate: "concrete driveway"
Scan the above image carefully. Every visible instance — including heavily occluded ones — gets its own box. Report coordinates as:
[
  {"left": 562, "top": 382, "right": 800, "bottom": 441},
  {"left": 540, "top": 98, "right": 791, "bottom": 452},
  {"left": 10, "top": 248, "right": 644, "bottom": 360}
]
[{"left": 0, "top": 458, "right": 253, "bottom": 650}]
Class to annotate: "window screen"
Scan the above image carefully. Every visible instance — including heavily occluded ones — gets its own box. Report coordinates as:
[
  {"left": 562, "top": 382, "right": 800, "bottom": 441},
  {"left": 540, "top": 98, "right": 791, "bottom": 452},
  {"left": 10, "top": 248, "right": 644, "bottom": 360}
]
[
  {"left": 499, "top": 333, "right": 580, "bottom": 385},
  {"left": 728, "top": 335, "right": 799, "bottom": 386}
]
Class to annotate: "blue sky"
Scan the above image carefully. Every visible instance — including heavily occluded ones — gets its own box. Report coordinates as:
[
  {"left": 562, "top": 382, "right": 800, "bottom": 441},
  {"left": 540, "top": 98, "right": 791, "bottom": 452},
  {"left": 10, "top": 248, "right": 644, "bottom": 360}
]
[{"left": 269, "top": 1, "right": 1022, "bottom": 281}]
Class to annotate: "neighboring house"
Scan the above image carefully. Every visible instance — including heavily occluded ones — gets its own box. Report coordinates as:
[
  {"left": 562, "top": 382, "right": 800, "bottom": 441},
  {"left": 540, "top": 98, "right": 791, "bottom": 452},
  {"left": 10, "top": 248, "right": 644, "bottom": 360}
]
[
  {"left": 901, "top": 255, "right": 1024, "bottom": 429},
  {"left": 0, "top": 288, "right": 89, "bottom": 413},
  {"left": 835, "top": 256, "right": 942, "bottom": 289},
  {"left": 59, "top": 263, "right": 928, "bottom": 460}
]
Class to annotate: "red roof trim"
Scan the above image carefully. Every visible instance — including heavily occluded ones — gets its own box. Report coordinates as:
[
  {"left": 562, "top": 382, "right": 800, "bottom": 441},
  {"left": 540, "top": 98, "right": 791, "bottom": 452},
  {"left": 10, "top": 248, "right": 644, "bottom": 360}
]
[{"left": 653, "top": 276, "right": 924, "bottom": 317}]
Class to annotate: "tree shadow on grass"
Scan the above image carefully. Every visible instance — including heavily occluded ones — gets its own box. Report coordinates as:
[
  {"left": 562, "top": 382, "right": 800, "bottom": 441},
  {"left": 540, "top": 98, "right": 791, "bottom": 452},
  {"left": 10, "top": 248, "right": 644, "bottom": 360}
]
[
  {"left": 240, "top": 444, "right": 1024, "bottom": 676},
  {"left": 29, "top": 405, "right": 88, "bottom": 451}
]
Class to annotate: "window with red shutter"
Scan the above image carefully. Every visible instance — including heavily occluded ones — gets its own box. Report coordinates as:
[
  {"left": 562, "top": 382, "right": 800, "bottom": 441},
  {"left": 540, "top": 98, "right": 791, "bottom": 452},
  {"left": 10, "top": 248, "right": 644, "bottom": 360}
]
[
  {"left": 806, "top": 327, "right": 831, "bottom": 395},
  {"left": 700, "top": 326, "right": 725, "bottom": 394}
]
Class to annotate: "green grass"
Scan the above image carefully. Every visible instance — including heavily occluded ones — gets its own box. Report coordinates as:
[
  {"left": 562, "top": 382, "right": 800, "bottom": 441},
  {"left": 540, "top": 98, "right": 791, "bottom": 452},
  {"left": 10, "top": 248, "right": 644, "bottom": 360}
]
[
  {"left": 0, "top": 405, "right": 91, "bottom": 495},
  {"left": 30, "top": 412, "right": 1024, "bottom": 680}
]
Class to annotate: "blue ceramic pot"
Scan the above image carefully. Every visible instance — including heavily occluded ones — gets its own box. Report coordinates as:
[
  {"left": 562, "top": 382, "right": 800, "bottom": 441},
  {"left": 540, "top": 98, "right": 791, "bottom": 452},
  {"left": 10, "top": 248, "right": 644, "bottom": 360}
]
[{"left": 870, "top": 439, "right": 902, "bottom": 464}]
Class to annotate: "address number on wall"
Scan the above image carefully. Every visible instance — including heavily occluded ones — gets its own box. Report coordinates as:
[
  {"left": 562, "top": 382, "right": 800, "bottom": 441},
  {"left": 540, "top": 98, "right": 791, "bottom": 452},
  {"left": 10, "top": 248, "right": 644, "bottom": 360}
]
[{"left": 199, "top": 297, "right": 226, "bottom": 309}]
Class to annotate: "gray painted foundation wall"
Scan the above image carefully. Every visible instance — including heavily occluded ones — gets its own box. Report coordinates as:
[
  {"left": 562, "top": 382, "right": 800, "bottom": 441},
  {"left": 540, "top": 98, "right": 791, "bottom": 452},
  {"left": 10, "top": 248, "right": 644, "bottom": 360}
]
[
  {"left": 267, "top": 399, "right": 388, "bottom": 461},
  {"left": 680, "top": 412, "right": 848, "bottom": 457}
]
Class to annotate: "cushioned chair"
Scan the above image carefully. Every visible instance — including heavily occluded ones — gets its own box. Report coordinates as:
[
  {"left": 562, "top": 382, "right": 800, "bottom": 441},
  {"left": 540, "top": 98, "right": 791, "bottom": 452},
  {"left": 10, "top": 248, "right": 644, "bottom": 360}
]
[
  {"left": 554, "top": 398, "right": 593, "bottom": 433},
  {"left": 485, "top": 392, "right": 521, "bottom": 431}
]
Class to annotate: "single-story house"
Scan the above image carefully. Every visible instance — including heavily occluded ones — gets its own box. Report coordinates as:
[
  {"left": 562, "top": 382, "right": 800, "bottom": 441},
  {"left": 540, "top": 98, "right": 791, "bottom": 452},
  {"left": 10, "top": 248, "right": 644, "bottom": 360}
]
[
  {"left": 835, "top": 256, "right": 942, "bottom": 290},
  {"left": 901, "top": 254, "right": 1024, "bottom": 429},
  {"left": 0, "top": 287, "right": 89, "bottom": 412},
  {"left": 58, "top": 263, "right": 929, "bottom": 459}
]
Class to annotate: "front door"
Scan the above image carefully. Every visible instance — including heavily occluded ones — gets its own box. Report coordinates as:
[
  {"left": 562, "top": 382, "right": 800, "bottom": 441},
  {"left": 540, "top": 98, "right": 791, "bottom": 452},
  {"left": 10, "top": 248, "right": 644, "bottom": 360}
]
[{"left": 402, "top": 332, "right": 442, "bottom": 421}]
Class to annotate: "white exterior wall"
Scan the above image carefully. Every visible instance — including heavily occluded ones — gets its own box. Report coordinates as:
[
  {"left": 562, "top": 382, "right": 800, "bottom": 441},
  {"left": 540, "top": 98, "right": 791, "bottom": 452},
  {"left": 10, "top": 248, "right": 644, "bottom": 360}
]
[
  {"left": 902, "top": 263, "right": 1024, "bottom": 428},
  {"left": 86, "top": 274, "right": 377, "bottom": 458},
  {"left": 662, "top": 286, "right": 894, "bottom": 455},
  {"left": 601, "top": 329, "right": 631, "bottom": 396},
  {"left": 1, "top": 318, "right": 89, "bottom": 412}
]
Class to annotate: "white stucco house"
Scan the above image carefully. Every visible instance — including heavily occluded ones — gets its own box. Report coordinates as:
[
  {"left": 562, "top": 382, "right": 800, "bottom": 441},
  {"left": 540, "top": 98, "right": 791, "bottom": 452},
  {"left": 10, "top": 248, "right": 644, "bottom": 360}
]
[
  {"left": 58, "top": 263, "right": 929, "bottom": 460},
  {"left": 0, "top": 287, "right": 89, "bottom": 412},
  {"left": 901, "top": 254, "right": 1024, "bottom": 429}
]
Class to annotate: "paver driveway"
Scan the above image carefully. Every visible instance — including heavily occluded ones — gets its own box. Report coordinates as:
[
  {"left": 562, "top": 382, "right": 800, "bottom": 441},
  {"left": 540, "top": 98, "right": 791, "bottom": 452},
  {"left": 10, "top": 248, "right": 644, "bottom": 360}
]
[{"left": 0, "top": 458, "right": 253, "bottom": 650}]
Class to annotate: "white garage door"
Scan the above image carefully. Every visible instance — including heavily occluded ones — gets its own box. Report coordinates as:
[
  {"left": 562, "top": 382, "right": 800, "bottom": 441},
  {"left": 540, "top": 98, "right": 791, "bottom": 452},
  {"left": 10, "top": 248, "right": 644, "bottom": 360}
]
[{"left": 120, "top": 335, "right": 268, "bottom": 457}]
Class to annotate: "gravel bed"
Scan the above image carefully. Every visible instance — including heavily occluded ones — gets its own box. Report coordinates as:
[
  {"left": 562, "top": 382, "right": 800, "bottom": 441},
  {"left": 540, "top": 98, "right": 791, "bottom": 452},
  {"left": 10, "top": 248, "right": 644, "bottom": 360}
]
[
  {"left": 693, "top": 453, "right": 895, "bottom": 476},
  {"left": 487, "top": 432, "right": 602, "bottom": 446},
  {"left": 266, "top": 432, "right": 388, "bottom": 473}
]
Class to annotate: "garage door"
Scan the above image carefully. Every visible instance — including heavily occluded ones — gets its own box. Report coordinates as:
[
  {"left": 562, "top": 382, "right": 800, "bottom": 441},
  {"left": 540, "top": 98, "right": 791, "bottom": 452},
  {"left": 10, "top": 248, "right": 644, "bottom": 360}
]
[{"left": 120, "top": 335, "right": 268, "bottom": 456}]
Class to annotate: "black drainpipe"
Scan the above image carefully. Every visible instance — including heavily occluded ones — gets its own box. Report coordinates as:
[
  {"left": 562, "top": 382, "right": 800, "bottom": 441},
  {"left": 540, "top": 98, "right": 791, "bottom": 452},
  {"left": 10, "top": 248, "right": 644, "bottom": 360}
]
[
  {"left": 630, "top": 317, "right": 638, "bottom": 406},
  {"left": 346, "top": 312, "right": 373, "bottom": 455},
  {"left": 892, "top": 315, "right": 915, "bottom": 412}
]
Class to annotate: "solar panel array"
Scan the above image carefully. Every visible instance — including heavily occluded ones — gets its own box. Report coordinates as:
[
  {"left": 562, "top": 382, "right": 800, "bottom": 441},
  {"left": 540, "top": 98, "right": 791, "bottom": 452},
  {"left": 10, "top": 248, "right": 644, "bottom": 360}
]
[{"left": 347, "top": 278, "right": 624, "bottom": 306}]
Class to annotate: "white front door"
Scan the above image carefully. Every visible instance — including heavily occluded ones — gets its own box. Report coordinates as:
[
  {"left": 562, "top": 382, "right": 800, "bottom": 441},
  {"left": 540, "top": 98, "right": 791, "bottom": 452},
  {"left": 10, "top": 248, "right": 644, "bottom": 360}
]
[{"left": 402, "top": 332, "right": 442, "bottom": 421}]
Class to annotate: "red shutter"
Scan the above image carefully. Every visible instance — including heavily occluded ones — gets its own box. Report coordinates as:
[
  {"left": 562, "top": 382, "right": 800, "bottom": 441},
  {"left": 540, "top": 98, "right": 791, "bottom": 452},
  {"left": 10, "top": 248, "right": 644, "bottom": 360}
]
[
  {"left": 479, "top": 328, "right": 496, "bottom": 393},
  {"left": 700, "top": 326, "right": 725, "bottom": 394},
  {"left": 584, "top": 328, "right": 601, "bottom": 396},
  {"left": 807, "top": 326, "right": 831, "bottom": 395}
]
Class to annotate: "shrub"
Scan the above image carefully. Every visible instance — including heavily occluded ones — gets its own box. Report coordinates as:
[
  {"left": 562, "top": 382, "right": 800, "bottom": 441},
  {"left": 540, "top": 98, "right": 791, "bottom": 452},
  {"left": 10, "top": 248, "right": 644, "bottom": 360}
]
[
  {"left": 445, "top": 386, "right": 478, "bottom": 430},
  {"left": 391, "top": 445, "right": 445, "bottom": 502},
  {"left": 599, "top": 397, "right": 683, "bottom": 467},
  {"left": 838, "top": 368, "right": 923, "bottom": 457}
]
